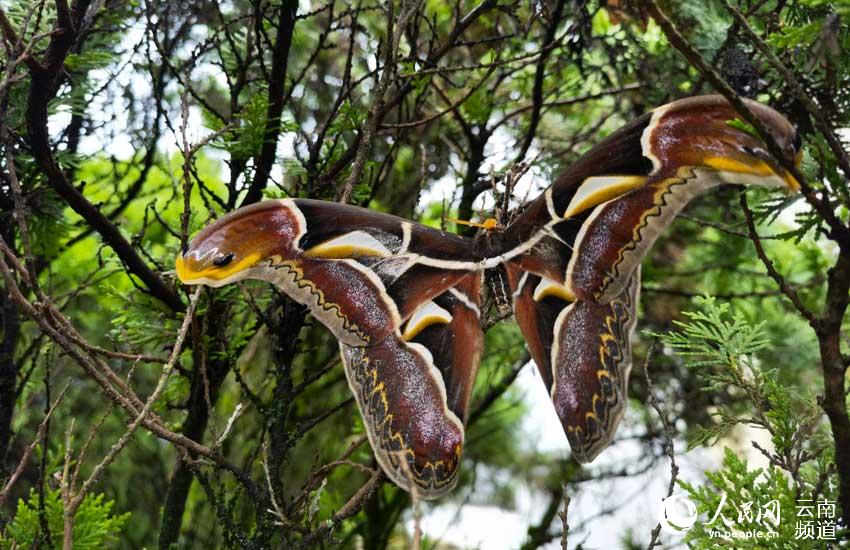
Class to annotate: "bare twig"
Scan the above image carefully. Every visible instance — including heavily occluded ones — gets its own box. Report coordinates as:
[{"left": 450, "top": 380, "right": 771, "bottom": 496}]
[
  {"left": 0, "top": 384, "right": 67, "bottom": 507},
  {"left": 559, "top": 485, "right": 570, "bottom": 550},
  {"left": 337, "top": 1, "right": 422, "bottom": 203},
  {"left": 739, "top": 194, "right": 818, "bottom": 325},
  {"left": 60, "top": 288, "right": 202, "bottom": 550},
  {"left": 643, "top": 344, "right": 678, "bottom": 550},
  {"left": 397, "top": 451, "right": 422, "bottom": 550},
  {"left": 292, "top": 467, "right": 383, "bottom": 549},
  {"left": 213, "top": 403, "right": 244, "bottom": 450}
]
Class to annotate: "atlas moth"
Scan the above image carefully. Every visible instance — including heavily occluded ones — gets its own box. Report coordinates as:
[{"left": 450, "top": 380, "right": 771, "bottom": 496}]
[{"left": 177, "top": 95, "right": 801, "bottom": 499}]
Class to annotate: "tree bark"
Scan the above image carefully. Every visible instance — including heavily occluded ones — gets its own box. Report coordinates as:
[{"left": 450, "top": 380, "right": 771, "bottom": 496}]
[
  {"left": 158, "top": 303, "right": 231, "bottom": 548},
  {"left": 817, "top": 247, "right": 850, "bottom": 527},
  {"left": 241, "top": 2, "right": 298, "bottom": 206},
  {"left": 0, "top": 229, "right": 19, "bottom": 470}
]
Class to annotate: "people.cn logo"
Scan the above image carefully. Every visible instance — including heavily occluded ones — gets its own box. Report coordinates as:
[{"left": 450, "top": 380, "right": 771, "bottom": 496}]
[{"left": 659, "top": 494, "right": 699, "bottom": 533}]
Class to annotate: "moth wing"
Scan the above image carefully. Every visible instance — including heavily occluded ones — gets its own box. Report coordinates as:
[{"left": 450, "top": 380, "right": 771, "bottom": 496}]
[
  {"left": 565, "top": 170, "right": 724, "bottom": 303},
  {"left": 291, "top": 199, "right": 481, "bottom": 323},
  {"left": 340, "top": 275, "right": 483, "bottom": 499},
  {"left": 508, "top": 264, "right": 640, "bottom": 463},
  {"left": 272, "top": 200, "right": 485, "bottom": 498}
]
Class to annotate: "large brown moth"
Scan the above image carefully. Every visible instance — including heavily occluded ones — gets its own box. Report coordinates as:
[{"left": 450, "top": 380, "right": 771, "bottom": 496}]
[{"left": 176, "top": 95, "right": 801, "bottom": 499}]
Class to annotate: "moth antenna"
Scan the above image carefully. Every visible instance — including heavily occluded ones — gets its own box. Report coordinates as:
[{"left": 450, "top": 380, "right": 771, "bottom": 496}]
[{"left": 446, "top": 217, "right": 500, "bottom": 230}]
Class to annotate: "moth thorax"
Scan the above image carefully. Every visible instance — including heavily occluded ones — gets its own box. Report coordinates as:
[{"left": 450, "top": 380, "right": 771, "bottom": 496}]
[
  {"left": 485, "top": 265, "right": 512, "bottom": 317},
  {"left": 473, "top": 227, "right": 504, "bottom": 258}
]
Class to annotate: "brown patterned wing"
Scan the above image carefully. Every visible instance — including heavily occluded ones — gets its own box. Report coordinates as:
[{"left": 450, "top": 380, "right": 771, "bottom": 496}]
[
  {"left": 565, "top": 168, "right": 719, "bottom": 304},
  {"left": 550, "top": 268, "right": 640, "bottom": 461},
  {"left": 508, "top": 263, "right": 640, "bottom": 463},
  {"left": 177, "top": 199, "right": 484, "bottom": 499},
  {"left": 340, "top": 275, "right": 482, "bottom": 498},
  {"left": 497, "top": 96, "right": 800, "bottom": 462},
  {"left": 262, "top": 202, "right": 484, "bottom": 497}
]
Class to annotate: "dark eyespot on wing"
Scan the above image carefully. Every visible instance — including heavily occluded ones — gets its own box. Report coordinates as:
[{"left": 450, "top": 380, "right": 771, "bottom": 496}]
[{"left": 213, "top": 253, "right": 235, "bottom": 267}]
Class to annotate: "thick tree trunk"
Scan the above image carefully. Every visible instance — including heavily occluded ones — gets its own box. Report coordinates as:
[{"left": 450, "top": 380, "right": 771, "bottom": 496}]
[
  {"left": 0, "top": 219, "right": 18, "bottom": 472},
  {"left": 158, "top": 302, "right": 231, "bottom": 548},
  {"left": 818, "top": 249, "right": 850, "bottom": 528},
  {"left": 0, "top": 284, "right": 19, "bottom": 471}
]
